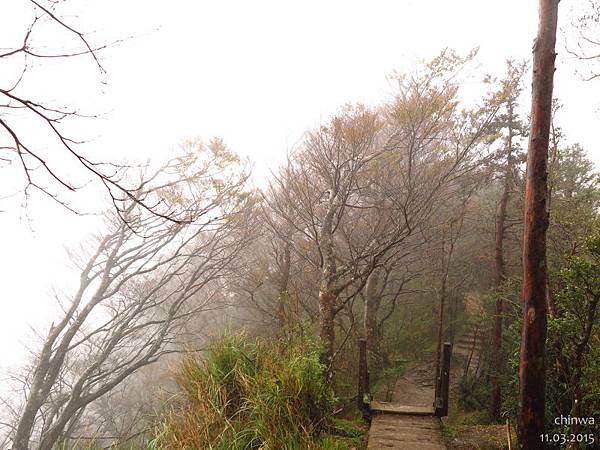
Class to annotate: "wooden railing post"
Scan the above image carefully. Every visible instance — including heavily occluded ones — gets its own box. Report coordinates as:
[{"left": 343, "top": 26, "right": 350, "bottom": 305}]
[
  {"left": 358, "top": 338, "right": 369, "bottom": 414},
  {"left": 435, "top": 342, "right": 452, "bottom": 417}
]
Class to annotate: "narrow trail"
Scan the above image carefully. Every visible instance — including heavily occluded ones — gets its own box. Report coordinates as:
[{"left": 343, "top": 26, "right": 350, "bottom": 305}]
[
  {"left": 391, "top": 360, "right": 436, "bottom": 408},
  {"left": 367, "top": 360, "right": 446, "bottom": 450}
]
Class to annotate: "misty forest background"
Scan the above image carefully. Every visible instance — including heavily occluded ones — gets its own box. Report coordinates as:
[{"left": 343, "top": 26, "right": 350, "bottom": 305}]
[{"left": 1, "top": 1, "right": 600, "bottom": 449}]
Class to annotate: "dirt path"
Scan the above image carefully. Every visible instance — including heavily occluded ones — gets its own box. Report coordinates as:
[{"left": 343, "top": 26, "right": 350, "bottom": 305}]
[
  {"left": 391, "top": 360, "right": 436, "bottom": 409},
  {"left": 367, "top": 360, "right": 446, "bottom": 450}
]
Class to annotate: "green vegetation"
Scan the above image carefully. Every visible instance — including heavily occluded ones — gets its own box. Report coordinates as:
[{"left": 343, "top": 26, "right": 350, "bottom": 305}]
[
  {"left": 500, "top": 225, "right": 600, "bottom": 439},
  {"left": 150, "top": 333, "right": 366, "bottom": 450},
  {"left": 451, "top": 225, "right": 600, "bottom": 447}
]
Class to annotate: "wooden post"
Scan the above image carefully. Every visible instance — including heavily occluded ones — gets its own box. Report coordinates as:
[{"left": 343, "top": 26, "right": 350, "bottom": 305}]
[
  {"left": 358, "top": 338, "right": 369, "bottom": 414},
  {"left": 506, "top": 419, "right": 513, "bottom": 450},
  {"left": 435, "top": 342, "right": 452, "bottom": 417}
]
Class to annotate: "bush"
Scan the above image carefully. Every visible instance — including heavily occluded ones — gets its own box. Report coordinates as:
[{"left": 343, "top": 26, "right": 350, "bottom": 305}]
[{"left": 152, "top": 332, "right": 337, "bottom": 449}]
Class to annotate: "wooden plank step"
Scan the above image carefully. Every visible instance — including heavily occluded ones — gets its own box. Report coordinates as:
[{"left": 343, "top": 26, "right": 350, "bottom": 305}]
[
  {"left": 455, "top": 339, "right": 480, "bottom": 344},
  {"left": 454, "top": 348, "right": 481, "bottom": 354},
  {"left": 454, "top": 342, "right": 482, "bottom": 349},
  {"left": 368, "top": 415, "right": 446, "bottom": 449},
  {"left": 370, "top": 401, "right": 435, "bottom": 416}
]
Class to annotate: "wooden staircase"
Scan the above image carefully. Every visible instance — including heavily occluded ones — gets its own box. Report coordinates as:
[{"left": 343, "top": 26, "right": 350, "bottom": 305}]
[{"left": 453, "top": 325, "right": 484, "bottom": 376}]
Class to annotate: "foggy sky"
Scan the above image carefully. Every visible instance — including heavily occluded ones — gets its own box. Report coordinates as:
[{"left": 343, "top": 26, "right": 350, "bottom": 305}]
[{"left": 0, "top": 0, "right": 597, "bottom": 380}]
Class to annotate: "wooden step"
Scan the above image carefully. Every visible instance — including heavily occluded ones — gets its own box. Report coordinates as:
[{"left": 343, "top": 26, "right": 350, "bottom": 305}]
[
  {"left": 454, "top": 343, "right": 482, "bottom": 351},
  {"left": 368, "top": 414, "right": 446, "bottom": 449},
  {"left": 370, "top": 401, "right": 435, "bottom": 416}
]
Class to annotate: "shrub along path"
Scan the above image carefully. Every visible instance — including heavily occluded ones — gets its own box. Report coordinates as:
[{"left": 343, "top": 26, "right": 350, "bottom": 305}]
[{"left": 367, "top": 360, "right": 446, "bottom": 449}]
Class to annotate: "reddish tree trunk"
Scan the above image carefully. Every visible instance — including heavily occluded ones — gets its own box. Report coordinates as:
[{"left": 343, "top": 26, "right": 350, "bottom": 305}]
[{"left": 518, "top": 0, "right": 559, "bottom": 447}]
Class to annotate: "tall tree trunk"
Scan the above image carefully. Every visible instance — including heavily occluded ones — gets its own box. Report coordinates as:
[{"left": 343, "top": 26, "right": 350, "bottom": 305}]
[
  {"left": 277, "top": 242, "right": 291, "bottom": 332},
  {"left": 319, "top": 203, "right": 338, "bottom": 384},
  {"left": 434, "top": 263, "right": 448, "bottom": 397},
  {"left": 319, "top": 288, "right": 336, "bottom": 384},
  {"left": 435, "top": 209, "right": 466, "bottom": 397},
  {"left": 12, "top": 338, "right": 57, "bottom": 450},
  {"left": 38, "top": 410, "right": 73, "bottom": 450},
  {"left": 490, "top": 110, "right": 514, "bottom": 422},
  {"left": 490, "top": 180, "right": 509, "bottom": 421},
  {"left": 364, "top": 268, "right": 382, "bottom": 365},
  {"left": 546, "top": 122, "right": 560, "bottom": 320},
  {"left": 12, "top": 391, "right": 42, "bottom": 450},
  {"left": 519, "top": 0, "right": 558, "bottom": 447},
  {"left": 435, "top": 226, "right": 451, "bottom": 395}
]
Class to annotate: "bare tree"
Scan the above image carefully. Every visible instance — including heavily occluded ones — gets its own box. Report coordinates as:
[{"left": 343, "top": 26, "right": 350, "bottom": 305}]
[
  {"left": 264, "top": 51, "right": 500, "bottom": 383},
  {"left": 0, "top": 0, "right": 181, "bottom": 223},
  {"left": 566, "top": 0, "right": 600, "bottom": 80},
  {"left": 519, "top": 0, "right": 560, "bottom": 447},
  {"left": 266, "top": 105, "right": 386, "bottom": 382},
  {"left": 433, "top": 188, "right": 473, "bottom": 399},
  {"left": 7, "top": 141, "right": 254, "bottom": 450},
  {"left": 362, "top": 251, "right": 422, "bottom": 369},
  {"left": 227, "top": 212, "right": 301, "bottom": 335}
]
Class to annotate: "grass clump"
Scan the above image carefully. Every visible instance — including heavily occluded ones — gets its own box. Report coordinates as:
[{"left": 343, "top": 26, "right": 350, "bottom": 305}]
[
  {"left": 152, "top": 332, "right": 338, "bottom": 449},
  {"left": 319, "top": 418, "right": 366, "bottom": 450}
]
